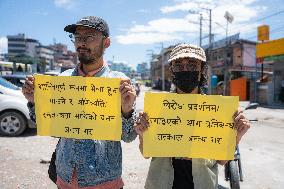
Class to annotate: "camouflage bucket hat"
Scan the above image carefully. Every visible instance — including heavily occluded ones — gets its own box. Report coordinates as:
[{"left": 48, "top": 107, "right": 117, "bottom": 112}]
[{"left": 169, "top": 43, "right": 206, "bottom": 63}]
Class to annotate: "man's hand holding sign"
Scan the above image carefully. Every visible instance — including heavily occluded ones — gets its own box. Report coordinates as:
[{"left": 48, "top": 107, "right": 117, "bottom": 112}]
[
  {"left": 120, "top": 79, "right": 137, "bottom": 119},
  {"left": 135, "top": 92, "right": 250, "bottom": 160},
  {"left": 23, "top": 75, "right": 136, "bottom": 141}
]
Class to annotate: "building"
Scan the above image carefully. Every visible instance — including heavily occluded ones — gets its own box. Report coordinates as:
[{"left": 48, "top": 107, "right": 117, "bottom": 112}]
[
  {"left": 26, "top": 38, "right": 40, "bottom": 57},
  {"left": 256, "top": 37, "right": 284, "bottom": 105},
  {"left": 7, "top": 34, "right": 40, "bottom": 58},
  {"left": 271, "top": 55, "right": 284, "bottom": 104},
  {"left": 36, "top": 45, "right": 55, "bottom": 71},
  {"left": 7, "top": 34, "right": 41, "bottom": 73},
  {"left": 0, "top": 53, "right": 8, "bottom": 61},
  {"left": 7, "top": 34, "right": 27, "bottom": 57},
  {"left": 204, "top": 34, "right": 272, "bottom": 102},
  {"left": 150, "top": 46, "right": 174, "bottom": 91},
  {"left": 49, "top": 43, "right": 77, "bottom": 70},
  {"left": 49, "top": 43, "right": 68, "bottom": 62},
  {"left": 136, "top": 62, "right": 150, "bottom": 80},
  {"left": 6, "top": 34, "right": 77, "bottom": 73},
  {"left": 108, "top": 60, "right": 136, "bottom": 78}
]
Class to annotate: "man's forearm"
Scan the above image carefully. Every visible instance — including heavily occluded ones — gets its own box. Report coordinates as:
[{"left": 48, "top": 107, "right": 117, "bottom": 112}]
[{"left": 122, "top": 109, "right": 134, "bottom": 119}]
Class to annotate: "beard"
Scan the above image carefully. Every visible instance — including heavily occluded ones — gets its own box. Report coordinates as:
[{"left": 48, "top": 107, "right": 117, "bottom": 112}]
[{"left": 77, "top": 39, "right": 104, "bottom": 65}]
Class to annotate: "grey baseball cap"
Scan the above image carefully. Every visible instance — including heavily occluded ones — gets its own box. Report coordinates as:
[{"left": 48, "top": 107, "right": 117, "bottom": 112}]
[{"left": 64, "top": 16, "right": 110, "bottom": 37}]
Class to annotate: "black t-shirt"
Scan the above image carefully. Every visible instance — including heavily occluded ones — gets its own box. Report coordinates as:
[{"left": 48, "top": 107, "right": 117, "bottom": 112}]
[{"left": 172, "top": 158, "right": 194, "bottom": 189}]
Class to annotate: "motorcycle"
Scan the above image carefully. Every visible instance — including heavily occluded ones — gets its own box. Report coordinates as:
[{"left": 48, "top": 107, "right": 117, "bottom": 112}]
[{"left": 224, "top": 103, "right": 259, "bottom": 189}]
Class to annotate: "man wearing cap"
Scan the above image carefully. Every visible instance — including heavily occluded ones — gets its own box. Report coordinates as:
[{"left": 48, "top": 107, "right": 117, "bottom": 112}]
[
  {"left": 135, "top": 43, "right": 250, "bottom": 189},
  {"left": 22, "top": 16, "right": 137, "bottom": 189}
]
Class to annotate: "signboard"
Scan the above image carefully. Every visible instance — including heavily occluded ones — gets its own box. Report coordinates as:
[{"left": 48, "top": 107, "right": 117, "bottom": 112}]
[
  {"left": 34, "top": 75, "right": 122, "bottom": 140},
  {"left": 143, "top": 92, "right": 239, "bottom": 160},
  {"left": 257, "top": 25, "right": 270, "bottom": 41},
  {"left": 256, "top": 38, "right": 284, "bottom": 58}
]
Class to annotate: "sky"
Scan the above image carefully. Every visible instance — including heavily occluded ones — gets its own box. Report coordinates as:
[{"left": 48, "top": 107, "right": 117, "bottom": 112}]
[{"left": 1, "top": 0, "right": 284, "bottom": 68}]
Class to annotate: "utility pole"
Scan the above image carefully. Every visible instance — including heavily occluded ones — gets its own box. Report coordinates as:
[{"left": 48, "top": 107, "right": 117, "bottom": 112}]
[
  {"left": 189, "top": 8, "right": 213, "bottom": 96},
  {"left": 200, "top": 14, "right": 203, "bottom": 47},
  {"left": 209, "top": 9, "right": 212, "bottom": 46},
  {"left": 188, "top": 10, "right": 203, "bottom": 47},
  {"left": 208, "top": 9, "right": 212, "bottom": 94},
  {"left": 223, "top": 20, "right": 229, "bottom": 96},
  {"left": 199, "top": 7, "right": 213, "bottom": 94},
  {"left": 161, "top": 43, "right": 165, "bottom": 91}
]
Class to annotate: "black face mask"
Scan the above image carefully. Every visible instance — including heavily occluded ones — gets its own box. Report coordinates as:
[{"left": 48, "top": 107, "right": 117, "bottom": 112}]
[{"left": 172, "top": 71, "right": 200, "bottom": 93}]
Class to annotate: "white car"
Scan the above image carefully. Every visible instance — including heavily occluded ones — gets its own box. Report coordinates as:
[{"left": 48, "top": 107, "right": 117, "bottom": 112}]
[{"left": 0, "top": 77, "right": 35, "bottom": 136}]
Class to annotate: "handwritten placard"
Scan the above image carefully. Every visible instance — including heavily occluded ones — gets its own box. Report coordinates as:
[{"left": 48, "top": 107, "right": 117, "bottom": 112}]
[
  {"left": 34, "top": 75, "right": 121, "bottom": 140},
  {"left": 143, "top": 92, "right": 239, "bottom": 160}
]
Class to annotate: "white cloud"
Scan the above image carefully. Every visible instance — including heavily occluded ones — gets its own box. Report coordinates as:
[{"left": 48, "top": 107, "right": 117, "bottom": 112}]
[
  {"left": 117, "top": 0, "right": 266, "bottom": 45},
  {"left": 116, "top": 16, "right": 202, "bottom": 45},
  {"left": 54, "top": 0, "right": 75, "bottom": 9},
  {"left": 162, "top": 0, "right": 265, "bottom": 39},
  {"left": 161, "top": 1, "right": 211, "bottom": 13},
  {"left": 240, "top": 0, "right": 258, "bottom": 5},
  {"left": 129, "top": 18, "right": 199, "bottom": 33},
  {"left": 0, "top": 37, "right": 8, "bottom": 53},
  {"left": 116, "top": 33, "right": 183, "bottom": 45}
]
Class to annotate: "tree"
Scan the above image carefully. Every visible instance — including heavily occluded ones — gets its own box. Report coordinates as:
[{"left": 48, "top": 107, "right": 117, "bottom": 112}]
[{"left": 9, "top": 54, "right": 39, "bottom": 73}]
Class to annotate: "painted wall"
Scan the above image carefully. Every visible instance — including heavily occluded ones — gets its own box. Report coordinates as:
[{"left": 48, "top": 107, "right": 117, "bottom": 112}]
[
  {"left": 230, "top": 77, "right": 247, "bottom": 101},
  {"left": 243, "top": 43, "right": 256, "bottom": 67}
]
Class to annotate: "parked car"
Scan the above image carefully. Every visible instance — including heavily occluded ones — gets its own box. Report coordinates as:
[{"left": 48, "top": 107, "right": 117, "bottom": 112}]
[
  {"left": 1, "top": 74, "right": 26, "bottom": 88},
  {"left": 0, "top": 77, "right": 35, "bottom": 136},
  {"left": 0, "top": 77, "right": 22, "bottom": 97}
]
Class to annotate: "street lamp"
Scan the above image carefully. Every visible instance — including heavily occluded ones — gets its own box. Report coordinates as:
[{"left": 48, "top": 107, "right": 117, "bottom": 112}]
[{"left": 223, "top": 11, "right": 234, "bottom": 96}]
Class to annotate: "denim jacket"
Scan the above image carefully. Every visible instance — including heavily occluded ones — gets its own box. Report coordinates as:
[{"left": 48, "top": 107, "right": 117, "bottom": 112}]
[{"left": 28, "top": 65, "right": 137, "bottom": 187}]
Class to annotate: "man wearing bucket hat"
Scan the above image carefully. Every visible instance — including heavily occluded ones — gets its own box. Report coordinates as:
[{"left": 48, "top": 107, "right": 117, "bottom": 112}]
[
  {"left": 135, "top": 43, "right": 250, "bottom": 189},
  {"left": 22, "top": 16, "right": 137, "bottom": 189}
]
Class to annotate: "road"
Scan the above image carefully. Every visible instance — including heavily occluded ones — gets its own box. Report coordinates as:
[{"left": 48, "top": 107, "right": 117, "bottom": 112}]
[{"left": 0, "top": 85, "right": 284, "bottom": 189}]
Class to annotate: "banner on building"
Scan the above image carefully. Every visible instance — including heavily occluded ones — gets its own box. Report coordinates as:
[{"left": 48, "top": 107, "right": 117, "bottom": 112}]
[
  {"left": 143, "top": 92, "right": 239, "bottom": 160},
  {"left": 34, "top": 75, "right": 122, "bottom": 140}
]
